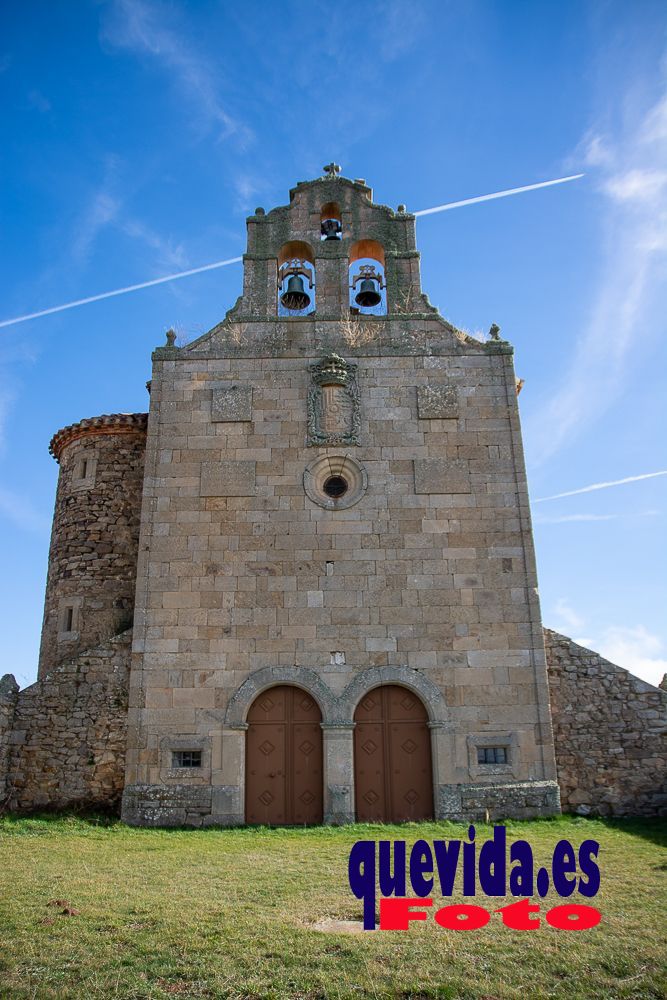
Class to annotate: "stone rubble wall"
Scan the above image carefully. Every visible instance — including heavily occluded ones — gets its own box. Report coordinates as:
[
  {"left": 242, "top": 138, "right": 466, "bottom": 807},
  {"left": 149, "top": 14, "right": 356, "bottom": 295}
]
[
  {"left": 0, "top": 674, "right": 19, "bottom": 801},
  {"left": 545, "top": 629, "right": 667, "bottom": 817},
  {"left": 1, "top": 631, "right": 131, "bottom": 813}
]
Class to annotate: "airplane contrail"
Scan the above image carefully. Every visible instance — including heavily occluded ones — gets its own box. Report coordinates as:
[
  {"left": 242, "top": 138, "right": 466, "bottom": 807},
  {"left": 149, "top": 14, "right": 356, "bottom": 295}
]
[
  {"left": 413, "top": 173, "right": 584, "bottom": 216},
  {"left": 534, "top": 471, "right": 667, "bottom": 503},
  {"left": 0, "top": 174, "right": 584, "bottom": 330},
  {"left": 0, "top": 256, "right": 244, "bottom": 329}
]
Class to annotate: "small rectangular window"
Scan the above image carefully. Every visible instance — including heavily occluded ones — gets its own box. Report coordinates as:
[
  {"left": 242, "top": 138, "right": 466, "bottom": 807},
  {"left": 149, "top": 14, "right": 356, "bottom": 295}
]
[
  {"left": 477, "top": 746, "right": 507, "bottom": 765},
  {"left": 73, "top": 456, "right": 96, "bottom": 486},
  {"left": 74, "top": 458, "right": 89, "bottom": 481},
  {"left": 64, "top": 607, "right": 74, "bottom": 632},
  {"left": 172, "top": 750, "right": 202, "bottom": 769}
]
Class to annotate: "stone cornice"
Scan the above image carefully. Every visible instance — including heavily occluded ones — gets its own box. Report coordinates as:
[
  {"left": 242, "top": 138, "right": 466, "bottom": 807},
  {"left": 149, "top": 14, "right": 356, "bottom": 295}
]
[{"left": 49, "top": 413, "right": 148, "bottom": 462}]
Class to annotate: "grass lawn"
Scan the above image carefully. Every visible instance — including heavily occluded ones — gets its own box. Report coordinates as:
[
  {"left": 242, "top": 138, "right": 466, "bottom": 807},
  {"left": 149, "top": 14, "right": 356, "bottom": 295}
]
[{"left": 0, "top": 814, "right": 665, "bottom": 999}]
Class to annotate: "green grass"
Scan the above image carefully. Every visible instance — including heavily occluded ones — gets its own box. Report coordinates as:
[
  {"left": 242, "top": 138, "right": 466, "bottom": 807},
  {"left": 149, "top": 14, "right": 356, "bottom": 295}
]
[{"left": 0, "top": 814, "right": 665, "bottom": 999}]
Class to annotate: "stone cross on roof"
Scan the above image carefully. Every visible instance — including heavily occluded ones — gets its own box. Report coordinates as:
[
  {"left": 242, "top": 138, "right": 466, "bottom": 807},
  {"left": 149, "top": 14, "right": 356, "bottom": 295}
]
[{"left": 323, "top": 162, "right": 341, "bottom": 178}]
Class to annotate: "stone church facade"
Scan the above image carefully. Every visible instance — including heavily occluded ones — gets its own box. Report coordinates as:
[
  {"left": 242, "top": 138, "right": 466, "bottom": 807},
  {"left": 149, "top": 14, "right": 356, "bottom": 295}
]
[{"left": 1, "top": 171, "right": 665, "bottom": 824}]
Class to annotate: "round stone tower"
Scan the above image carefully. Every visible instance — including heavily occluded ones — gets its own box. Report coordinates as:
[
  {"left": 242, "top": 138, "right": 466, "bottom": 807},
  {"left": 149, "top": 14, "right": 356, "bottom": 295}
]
[{"left": 37, "top": 413, "right": 148, "bottom": 678}]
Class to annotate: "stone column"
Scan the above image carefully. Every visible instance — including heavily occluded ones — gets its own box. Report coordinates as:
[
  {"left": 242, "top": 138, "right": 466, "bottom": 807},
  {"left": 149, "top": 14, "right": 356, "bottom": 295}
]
[
  {"left": 429, "top": 721, "right": 458, "bottom": 820},
  {"left": 322, "top": 723, "right": 355, "bottom": 824},
  {"left": 315, "top": 256, "right": 346, "bottom": 315},
  {"left": 208, "top": 723, "right": 247, "bottom": 826},
  {"left": 385, "top": 251, "right": 422, "bottom": 313}
]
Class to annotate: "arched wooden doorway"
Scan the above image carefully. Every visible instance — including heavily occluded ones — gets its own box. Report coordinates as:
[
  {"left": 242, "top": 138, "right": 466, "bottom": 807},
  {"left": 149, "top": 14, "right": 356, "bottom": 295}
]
[
  {"left": 354, "top": 685, "right": 433, "bottom": 822},
  {"left": 246, "top": 685, "right": 323, "bottom": 825}
]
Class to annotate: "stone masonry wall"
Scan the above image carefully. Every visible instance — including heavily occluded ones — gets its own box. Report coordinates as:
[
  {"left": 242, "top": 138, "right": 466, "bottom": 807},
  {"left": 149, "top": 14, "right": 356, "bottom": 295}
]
[
  {"left": 2, "top": 631, "right": 131, "bottom": 813},
  {"left": 545, "top": 629, "right": 667, "bottom": 816},
  {"left": 123, "top": 347, "right": 559, "bottom": 824},
  {"left": 123, "top": 173, "right": 559, "bottom": 825}
]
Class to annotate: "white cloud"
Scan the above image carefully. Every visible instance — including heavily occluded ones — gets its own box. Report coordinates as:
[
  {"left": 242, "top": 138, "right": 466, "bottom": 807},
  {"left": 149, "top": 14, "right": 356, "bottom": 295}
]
[
  {"left": 0, "top": 338, "right": 41, "bottom": 452},
  {"left": 594, "top": 625, "right": 667, "bottom": 688},
  {"left": 604, "top": 168, "right": 667, "bottom": 203},
  {"left": 526, "top": 84, "right": 667, "bottom": 462},
  {"left": 548, "top": 604, "right": 667, "bottom": 687},
  {"left": 552, "top": 598, "right": 586, "bottom": 634},
  {"left": 567, "top": 129, "right": 614, "bottom": 170},
  {"left": 72, "top": 190, "right": 122, "bottom": 264},
  {"left": 120, "top": 219, "right": 188, "bottom": 272},
  {"left": 641, "top": 94, "right": 667, "bottom": 143},
  {"left": 581, "top": 132, "right": 613, "bottom": 167},
  {"left": 68, "top": 162, "right": 190, "bottom": 275},
  {"left": 235, "top": 177, "right": 258, "bottom": 202},
  {"left": 232, "top": 174, "right": 274, "bottom": 213},
  {"left": 102, "top": 0, "right": 252, "bottom": 145}
]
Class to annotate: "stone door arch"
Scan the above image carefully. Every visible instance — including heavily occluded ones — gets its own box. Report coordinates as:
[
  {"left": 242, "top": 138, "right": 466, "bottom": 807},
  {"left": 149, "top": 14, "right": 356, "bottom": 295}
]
[
  {"left": 354, "top": 685, "right": 433, "bottom": 822},
  {"left": 246, "top": 685, "right": 323, "bottom": 825}
]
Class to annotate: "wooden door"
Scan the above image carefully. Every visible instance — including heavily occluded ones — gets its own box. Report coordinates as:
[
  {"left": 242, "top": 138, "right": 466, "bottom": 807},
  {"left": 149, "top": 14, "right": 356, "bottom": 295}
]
[
  {"left": 246, "top": 685, "right": 323, "bottom": 825},
  {"left": 354, "top": 685, "right": 433, "bottom": 822}
]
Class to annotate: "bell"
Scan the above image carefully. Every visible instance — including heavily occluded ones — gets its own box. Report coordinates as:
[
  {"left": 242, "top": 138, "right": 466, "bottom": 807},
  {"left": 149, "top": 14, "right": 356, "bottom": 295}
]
[
  {"left": 281, "top": 274, "right": 310, "bottom": 310},
  {"left": 355, "top": 277, "right": 381, "bottom": 308},
  {"left": 321, "top": 218, "right": 342, "bottom": 240}
]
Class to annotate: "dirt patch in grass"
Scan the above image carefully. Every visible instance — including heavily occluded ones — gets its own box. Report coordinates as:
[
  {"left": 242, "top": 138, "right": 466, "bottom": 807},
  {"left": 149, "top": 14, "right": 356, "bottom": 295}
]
[{"left": 308, "top": 919, "right": 366, "bottom": 934}]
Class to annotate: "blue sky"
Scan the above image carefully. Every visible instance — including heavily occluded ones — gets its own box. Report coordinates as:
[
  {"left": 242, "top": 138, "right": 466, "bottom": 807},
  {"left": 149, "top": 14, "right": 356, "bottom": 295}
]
[{"left": 1, "top": 0, "right": 666, "bottom": 688}]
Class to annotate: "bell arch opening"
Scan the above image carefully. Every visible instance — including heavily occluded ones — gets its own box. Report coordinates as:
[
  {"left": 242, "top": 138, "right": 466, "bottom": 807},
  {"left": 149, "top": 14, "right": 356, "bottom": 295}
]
[
  {"left": 277, "top": 240, "right": 316, "bottom": 316},
  {"left": 245, "top": 684, "right": 323, "bottom": 825},
  {"left": 353, "top": 684, "right": 434, "bottom": 822},
  {"left": 349, "top": 239, "right": 386, "bottom": 315},
  {"left": 320, "top": 202, "right": 342, "bottom": 241}
]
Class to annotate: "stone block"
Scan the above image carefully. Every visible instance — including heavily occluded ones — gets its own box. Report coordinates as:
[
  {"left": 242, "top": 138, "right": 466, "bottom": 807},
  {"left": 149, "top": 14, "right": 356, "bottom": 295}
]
[
  {"left": 200, "top": 461, "right": 256, "bottom": 497},
  {"left": 211, "top": 385, "right": 253, "bottom": 421},
  {"left": 414, "top": 458, "right": 471, "bottom": 494},
  {"left": 417, "top": 385, "right": 458, "bottom": 419},
  {"left": 172, "top": 688, "right": 216, "bottom": 708}
]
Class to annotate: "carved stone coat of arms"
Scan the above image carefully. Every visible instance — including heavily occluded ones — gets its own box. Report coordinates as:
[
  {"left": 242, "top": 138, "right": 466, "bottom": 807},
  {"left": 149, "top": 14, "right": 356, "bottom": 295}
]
[{"left": 307, "top": 353, "right": 360, "bottom": 447}]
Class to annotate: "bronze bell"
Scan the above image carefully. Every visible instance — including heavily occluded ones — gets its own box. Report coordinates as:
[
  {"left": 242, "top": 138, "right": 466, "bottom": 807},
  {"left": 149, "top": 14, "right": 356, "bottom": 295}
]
[
  {"left": 281, "top": 274, "right": 310, "bottom": 310},
  {"left": 355, "top": 277, "right": 381, "bottom": 308},
  {"left": 321, "top": 218, "right": 342, "bottom": 240}
]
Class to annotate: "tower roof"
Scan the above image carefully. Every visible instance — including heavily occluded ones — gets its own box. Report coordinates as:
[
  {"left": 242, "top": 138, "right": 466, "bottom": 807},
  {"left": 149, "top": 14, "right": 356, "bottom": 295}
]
[{"left": 49, "top": 412, "right": 148, "bottom": 462}]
